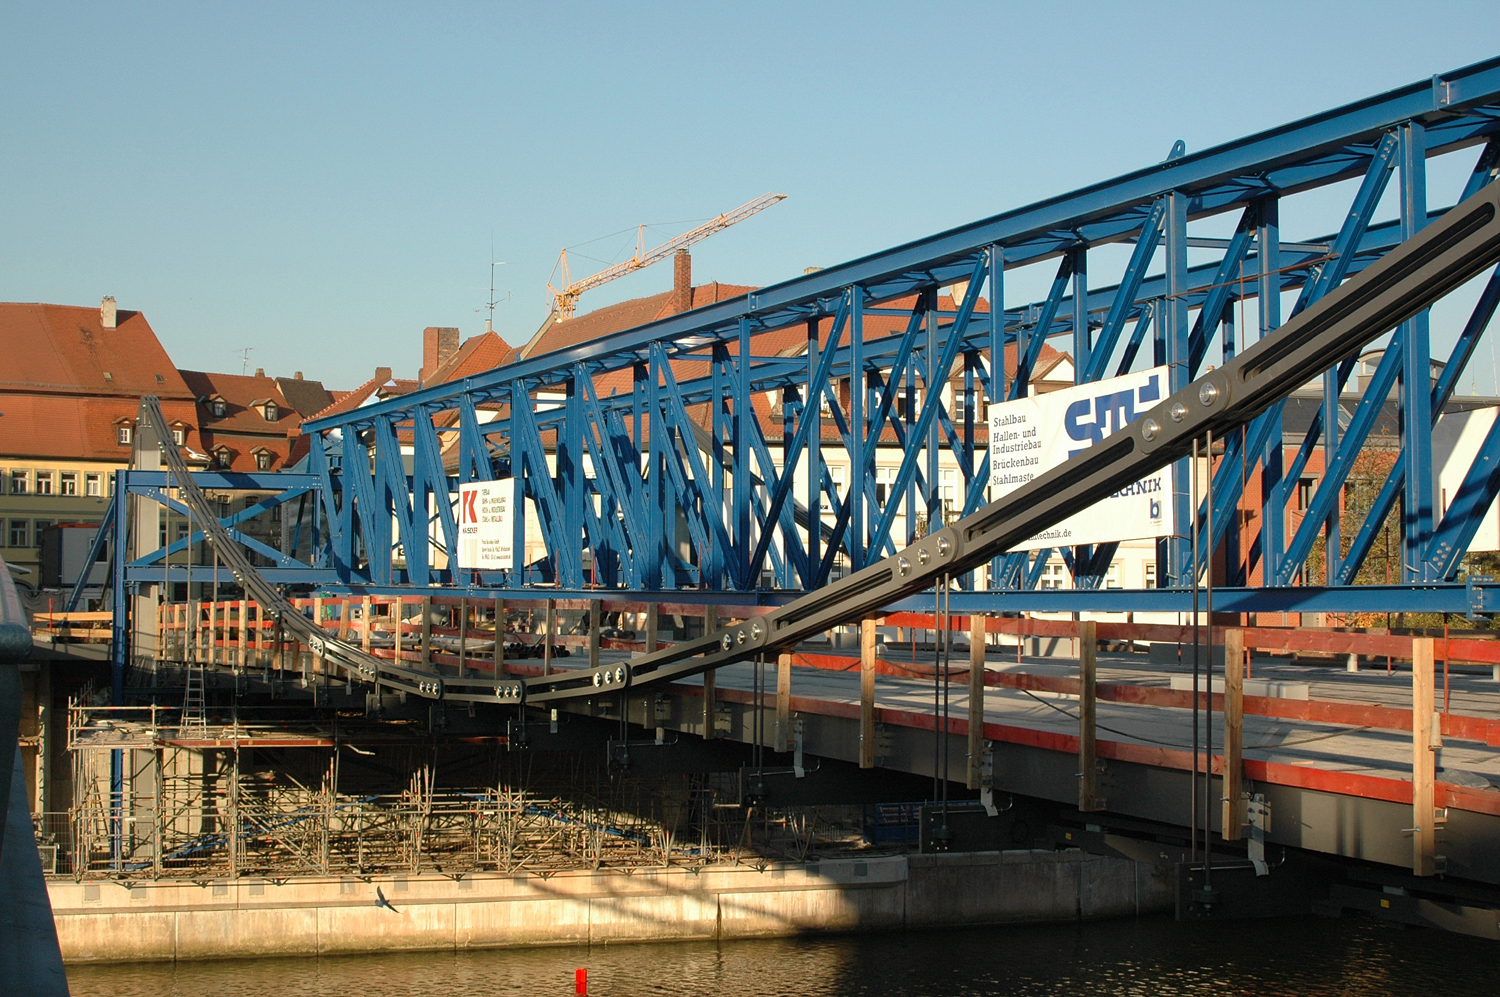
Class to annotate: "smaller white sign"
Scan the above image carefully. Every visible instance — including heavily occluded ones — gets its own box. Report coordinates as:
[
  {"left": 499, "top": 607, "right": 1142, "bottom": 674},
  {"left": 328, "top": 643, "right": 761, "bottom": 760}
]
[{"left": 458, "top": 477, "right": 519, "bottom": 571}]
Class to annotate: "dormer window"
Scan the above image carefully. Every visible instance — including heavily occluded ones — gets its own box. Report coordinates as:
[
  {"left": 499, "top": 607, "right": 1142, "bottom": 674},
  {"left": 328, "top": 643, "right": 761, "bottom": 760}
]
[
  {"left": 172, "top": 428, "right": 185, "bottom": 446},
  {"left": 255, "top": 450, "right": 272, "bottom": 471},
  {"left": 263, "top": 402, "right": 278, "bottom": 422},
  {"left": 117, "top": 425, "right": 132, "bottom": 445},
  {"left": 214, "top": 447, "right": 231, "bottom": 469},
  {"left": 210, "top": 399, "right": 226, "bottom": 418}
]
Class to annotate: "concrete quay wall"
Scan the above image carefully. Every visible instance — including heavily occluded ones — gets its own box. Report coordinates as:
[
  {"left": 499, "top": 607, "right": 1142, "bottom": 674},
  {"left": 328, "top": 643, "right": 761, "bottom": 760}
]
[{"left": 49, "top": 849, "right": 1172, "bottom": 964}]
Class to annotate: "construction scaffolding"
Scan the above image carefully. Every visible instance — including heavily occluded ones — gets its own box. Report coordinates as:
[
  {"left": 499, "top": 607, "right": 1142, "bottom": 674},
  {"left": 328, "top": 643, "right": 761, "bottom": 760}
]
[{"left": 54, "top": 698, "right": 805, "bottom": 882}]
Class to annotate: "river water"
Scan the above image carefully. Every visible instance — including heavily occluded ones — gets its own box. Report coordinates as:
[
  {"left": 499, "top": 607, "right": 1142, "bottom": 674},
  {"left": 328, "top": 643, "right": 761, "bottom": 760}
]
[{"left": 65, "top": 914, "right": 1493, "bottom": 997}]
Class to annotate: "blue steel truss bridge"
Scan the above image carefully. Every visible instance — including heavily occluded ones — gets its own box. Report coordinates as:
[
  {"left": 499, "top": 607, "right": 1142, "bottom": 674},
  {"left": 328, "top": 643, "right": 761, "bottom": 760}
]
[{"left": 54, "top": 56, "right": 1500, "bottom": 936}]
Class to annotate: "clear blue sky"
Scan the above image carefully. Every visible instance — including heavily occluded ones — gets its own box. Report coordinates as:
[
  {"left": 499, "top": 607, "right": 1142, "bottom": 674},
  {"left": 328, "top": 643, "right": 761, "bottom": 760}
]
[{"left": 2, "top": 3, "right": 1498, "bottom": 389}]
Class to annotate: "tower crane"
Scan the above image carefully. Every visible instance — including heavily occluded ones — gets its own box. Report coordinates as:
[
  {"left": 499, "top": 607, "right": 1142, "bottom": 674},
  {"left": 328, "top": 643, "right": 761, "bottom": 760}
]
[{"left": 546, "top": 192, "right": 786, "bottom": 321}]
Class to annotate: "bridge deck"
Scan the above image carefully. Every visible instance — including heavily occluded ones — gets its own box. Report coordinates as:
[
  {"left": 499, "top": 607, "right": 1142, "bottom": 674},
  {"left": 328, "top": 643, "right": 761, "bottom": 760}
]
[{"left": 551, "top": 645, "right": 1500, "bottom": 802}]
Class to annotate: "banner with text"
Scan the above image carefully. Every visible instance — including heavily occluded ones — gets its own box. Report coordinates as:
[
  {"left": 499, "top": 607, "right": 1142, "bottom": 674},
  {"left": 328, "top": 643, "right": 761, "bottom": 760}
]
[
  {"left": 458, "top": 477, "right": 519, "bottom": 571},
  {"left": 987, "top": 366, "right": 1174, "bottom": 551}
]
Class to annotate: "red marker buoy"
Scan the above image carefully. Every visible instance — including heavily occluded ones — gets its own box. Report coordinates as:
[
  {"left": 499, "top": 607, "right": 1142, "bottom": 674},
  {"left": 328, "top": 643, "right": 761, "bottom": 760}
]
[{"left": 575, "top": 967, "right": 587, "bottom": 995}]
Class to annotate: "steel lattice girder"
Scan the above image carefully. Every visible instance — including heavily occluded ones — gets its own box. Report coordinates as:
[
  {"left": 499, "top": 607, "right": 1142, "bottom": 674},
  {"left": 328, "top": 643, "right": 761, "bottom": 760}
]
[{"left": 288, "top": 58, "right": 1500, "bottom": 611}]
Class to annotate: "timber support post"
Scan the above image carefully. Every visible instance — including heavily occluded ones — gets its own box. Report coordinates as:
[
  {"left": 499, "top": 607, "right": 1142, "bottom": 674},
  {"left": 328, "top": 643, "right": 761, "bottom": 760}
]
[
  {"left": 702, "top": 605, "right": 718, "bottom": 737},
  {"left": 1078, "top": 620, "right": 1102, "bottom": 812},
  {"left": 361, "top": 595, "right": 372, "bottom": 653},
  {"left": 420, "top": 595, "right": 432, "bottom": 669},
  {"left": 860, "top": 616, "right": 876, "bottom": 769},
  {"left": 1413, "top": 637, "right": 1440, "bottom": 876},
  {"left": 542, "top": 598, "right": 554, "bottom": 676},
  {"left": 968, "top": 611, "right": 985, "bottom": 790},
  {"left": 588, "top": 598, "right": 602, "bottom": 670},
  {"left": 775, "top": 651, "right": 791, "bottom": 753},
  {"left": 494, "top": 598, "right": 504, "bottom": 675},
  {"left": 1222, "top": 627, "right": 1245, "bottom": 841}
]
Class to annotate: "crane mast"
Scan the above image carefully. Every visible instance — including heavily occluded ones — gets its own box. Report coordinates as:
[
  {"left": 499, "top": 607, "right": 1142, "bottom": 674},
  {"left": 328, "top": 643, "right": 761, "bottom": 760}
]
[{"left": 546, "top": 192, "right": 786, "bottom": 321}]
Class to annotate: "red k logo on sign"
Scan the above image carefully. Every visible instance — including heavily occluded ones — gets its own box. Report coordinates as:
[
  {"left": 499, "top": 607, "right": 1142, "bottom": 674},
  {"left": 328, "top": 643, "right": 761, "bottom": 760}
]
[{"left": 462, "top": 489, "right": 478, "bottom": 525}]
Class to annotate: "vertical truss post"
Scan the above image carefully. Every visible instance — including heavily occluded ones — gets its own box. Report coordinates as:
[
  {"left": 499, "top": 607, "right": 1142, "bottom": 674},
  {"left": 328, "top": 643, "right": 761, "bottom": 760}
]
[
  {"left": 1401, "top": 120, "right": 1435, "bottom": 582},
  {"left": 906, "top": 337, "right": 918, "bottom": 545},
  {"left": 560, "top": 375, "right": 585, "bottom": 589},
  {"left": 1071, "top": 245, "right": 1090, "bottom": 384},
  {"left": 1166, "top": 190, "right": 1192, "bottom": 584},
  {"left": 807, "top": 316, "right": 821, "bottom": 575},
  {"left": 735, "top": 319, "right": 751, "bottom": 588},
  {"left": 926, "top": 287, "right": 940, "bottom": 531},
  {"left": 988, "top": 246, "right": 1005, "bottom": 588},
  {"left": 1257, "top": 195, "right": 1284, "bottom": 586},
  {"left": 646, "top": 356, "right": 667, "bottom": 589},
  {"left": 962, "top": 350, "right": 977, "bottom": 590},
  {"left": 1322, "top": 362, "right": 1341, "bottom": 583},
  {"left": 711, "top": 343, "right": 728, "bottom": 589},
  {"left": 850, "top": 288, "right": 866, "bottom": 570}
]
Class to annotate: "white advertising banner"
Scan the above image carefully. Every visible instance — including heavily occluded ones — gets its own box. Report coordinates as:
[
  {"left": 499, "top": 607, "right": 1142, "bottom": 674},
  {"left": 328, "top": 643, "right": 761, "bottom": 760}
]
[
  {"left": 457, "top": 477, "right": 519, "bottom": 571},
  {"left": 988, "top": 366, "right": 1174, "bottom": 551}
]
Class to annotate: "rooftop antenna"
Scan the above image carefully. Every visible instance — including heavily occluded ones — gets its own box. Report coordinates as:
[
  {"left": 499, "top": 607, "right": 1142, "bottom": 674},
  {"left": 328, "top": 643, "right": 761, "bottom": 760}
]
[
  {"left": 480, "top": 261, "right": 510, "bottom": 333},
  {"left": 482, "top": 235, "right": 509, "bottom": 334},
  {"left": 234, "top": 347, "right": 253, "bottom": 375}
]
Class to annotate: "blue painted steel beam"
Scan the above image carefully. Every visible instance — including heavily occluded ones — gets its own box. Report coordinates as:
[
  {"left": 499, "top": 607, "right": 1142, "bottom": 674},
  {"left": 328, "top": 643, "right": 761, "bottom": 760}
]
[{"left": 303, "top": 60, "right": 1500, "bottom": 436}]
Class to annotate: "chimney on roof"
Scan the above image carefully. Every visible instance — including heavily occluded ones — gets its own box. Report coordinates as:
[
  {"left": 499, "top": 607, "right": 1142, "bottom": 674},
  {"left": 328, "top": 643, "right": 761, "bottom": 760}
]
[
  {"left": 255, "top": 367, "right": 265, "bottom": 378},
  {"left": 673, "top": 250, "right": 692, "bottom": 315},
  {"left": 420, "top": 327, "right": 461, "bottom": 384},
  {"left": 294, "top": 371, "right": 303, "bottom": 380},
  {"left": 100, "top": 296, "right": 117, "bottom": 329}
]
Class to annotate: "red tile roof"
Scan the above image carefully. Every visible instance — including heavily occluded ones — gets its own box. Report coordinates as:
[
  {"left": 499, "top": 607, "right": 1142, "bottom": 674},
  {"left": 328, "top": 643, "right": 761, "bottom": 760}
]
[
  {"left": 0, "top": 302, "right": 194, "bottom": 399},
  {"left": 0, "top": 302, "right": 202, "bottom": 461},
  {"left": 421, "top": 331, "right": 515, "bottom": 387},
  {"left": 181, "top": 370, "right": 307, "bottom": 472},
  {"left": 0, "top": 395, "right": 200, "bottom": 462}
]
